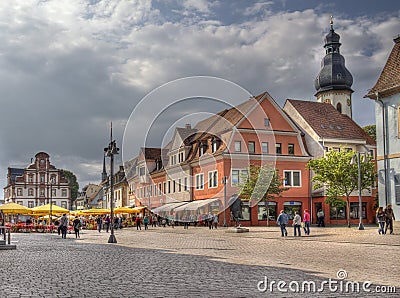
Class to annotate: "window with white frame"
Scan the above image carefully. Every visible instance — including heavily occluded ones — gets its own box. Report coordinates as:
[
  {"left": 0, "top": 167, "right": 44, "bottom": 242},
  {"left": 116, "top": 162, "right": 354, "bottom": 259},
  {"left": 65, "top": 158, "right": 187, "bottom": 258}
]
[
  {"left": 28, "top": 201, "right": 34, "bottom": 208},
  {"left": 17, "top": 188, "right": 22, "bottom": 196},
  {"left": 262, "top": 142, "right": 269, "bottom": 154},
  {"left": 195, "top": 174, "right": 204, "bottom": 190},
  {"left": 28, "top": 188, "right": 34, "bottom": 196},
  {"left": 62, "top": 189, "right": 68, "bottom": 197},
  {"left": 231, "top": 169, "right": 249, "bottom": 185},
  {"left": 40, "top": 188, "right": 45, "bottom": 196},
  {"left": 208, "top": 171, "right": 218, "bottom": 188},
  {"left": 184, "top": 177, "right": 188, "bottom": 191},
  {"left": 284, "top": 171, "right": 301, "bottom": 187},
  {"left": 234, "top": 141, "right": 241, "bottom": 152}
]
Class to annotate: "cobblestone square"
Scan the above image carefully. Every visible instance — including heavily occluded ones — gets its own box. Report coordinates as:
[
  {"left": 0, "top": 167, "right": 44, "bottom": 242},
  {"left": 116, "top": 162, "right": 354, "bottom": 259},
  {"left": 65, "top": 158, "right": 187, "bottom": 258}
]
[{"left": 1, "top": 224, "right": 398, "bottom": 297}]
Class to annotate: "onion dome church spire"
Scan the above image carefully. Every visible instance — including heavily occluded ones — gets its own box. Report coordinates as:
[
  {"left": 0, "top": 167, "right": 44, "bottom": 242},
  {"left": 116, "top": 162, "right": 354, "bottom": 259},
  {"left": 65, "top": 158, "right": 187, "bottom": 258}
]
[{"left": 314, "top": 16, "right": 354, "bottom": 118}]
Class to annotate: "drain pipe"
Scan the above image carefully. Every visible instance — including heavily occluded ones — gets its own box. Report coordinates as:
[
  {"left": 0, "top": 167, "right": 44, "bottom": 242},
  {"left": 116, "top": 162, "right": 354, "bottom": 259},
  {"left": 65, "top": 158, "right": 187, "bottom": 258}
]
[{"left": 375, "top": 92, "right": 389, "bottom": 206}]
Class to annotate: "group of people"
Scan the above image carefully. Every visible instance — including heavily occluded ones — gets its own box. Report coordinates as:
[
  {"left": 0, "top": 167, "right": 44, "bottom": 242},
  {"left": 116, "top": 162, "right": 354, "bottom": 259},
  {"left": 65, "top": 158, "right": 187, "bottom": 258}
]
[
  {"left": 376, "top": 204, "right": 396, "bottom": 235},
  {"left": 276, "top": 209, "right": 311, "bottom": 237}
]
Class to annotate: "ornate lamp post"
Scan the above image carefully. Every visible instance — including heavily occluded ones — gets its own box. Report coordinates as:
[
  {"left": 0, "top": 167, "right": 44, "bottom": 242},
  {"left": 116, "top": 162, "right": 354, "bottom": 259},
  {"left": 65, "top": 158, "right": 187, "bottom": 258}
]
[
  {"left": 104, "top": 123, "right": 119, "bottom": 243},
  {"left": 49, "top": 177, "right": 55, "bottom": 226},
  {"left": 351, "top": 152, "right": 366, "bottom": 230}
]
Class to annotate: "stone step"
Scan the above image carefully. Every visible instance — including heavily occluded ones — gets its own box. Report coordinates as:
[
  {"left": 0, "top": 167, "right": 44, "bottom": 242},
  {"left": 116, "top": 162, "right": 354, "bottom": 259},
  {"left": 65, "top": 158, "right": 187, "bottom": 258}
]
[{"left": 0, "top": 244, "right": 16, "bottom": 250}]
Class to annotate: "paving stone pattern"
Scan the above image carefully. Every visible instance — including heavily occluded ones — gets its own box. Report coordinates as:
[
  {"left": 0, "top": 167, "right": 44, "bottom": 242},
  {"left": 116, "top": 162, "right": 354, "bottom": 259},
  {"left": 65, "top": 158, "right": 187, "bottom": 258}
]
[{"left": 0, "top": 224, "right": 398, "bottom": 297}]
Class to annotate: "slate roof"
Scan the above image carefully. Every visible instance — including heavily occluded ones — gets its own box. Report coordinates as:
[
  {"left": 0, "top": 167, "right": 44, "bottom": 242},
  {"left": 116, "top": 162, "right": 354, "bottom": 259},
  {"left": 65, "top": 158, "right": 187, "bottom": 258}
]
[
  {"left": 366, "top": 36, "right": 400, "bottom": 99},
  {"left": 286, "top": 99, "right": 376, "bottom": 145}
]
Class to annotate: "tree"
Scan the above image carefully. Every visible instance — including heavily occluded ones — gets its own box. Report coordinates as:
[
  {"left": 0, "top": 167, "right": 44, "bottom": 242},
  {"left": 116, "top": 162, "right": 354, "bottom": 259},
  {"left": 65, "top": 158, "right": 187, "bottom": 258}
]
[
  {"left": 307, "top": 150, "right": 376, "bottom": 227},
  {"left": 62, "top": 170, "right": 79, "bottom": 202},
  {"left": 363, "top": 125, "right": 376, "bottom": 141},
  {"left": 238, "top": 163, "right": 288, "bottom": 226}
]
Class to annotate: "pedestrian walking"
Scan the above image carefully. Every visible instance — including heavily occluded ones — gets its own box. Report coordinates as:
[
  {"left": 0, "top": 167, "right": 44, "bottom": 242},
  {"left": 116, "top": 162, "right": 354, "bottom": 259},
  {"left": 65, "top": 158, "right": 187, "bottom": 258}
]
[
  {"left": 143, "top": 216, "right": 149, "bottom": 230},
  {"left": 276, "top": 210, "right": 288, "bottom": 237},
  {"left": 151, "top": 214, "right": 158, "bottom": 227},
  {"left": 303, "top": 209, "right": 311, "bottom": 235},
  {"left": 317, "top": 209, "right": 325, "bottom": 227},
  {"left": 104, "top": 216, "right": 111, "bottom": 233},
  {"left": 376, "top": 207, "right": 386, "bottom": 234},
  {"left": 96, "top": 216, "right": 102, "bottom": 232},
  {"left": 73, "top": 216, "right": 81, "bottom": 238},
  {"left": 293, "top": 211, "right": 301, "bottom": 237},
  {"left": 113, "top": 216, "right": 119, "bottom": 229},
  {"left": 213, "top": 214, "right": 219, "bottom": 229},
  {"left": 60, "top": 213, "right": 68, "bottom": 239},
  {"left": 384, "top": 204, "right": 396, "bottom": 234},
  {"left": 118, "top": 216, "right": 123, "bottom": 229},
  {"left": 135, "top": 216, "right": 142, "bottom": 230},
  {"left": 207, "top": 212, "right": 213, "bottom": 230}
]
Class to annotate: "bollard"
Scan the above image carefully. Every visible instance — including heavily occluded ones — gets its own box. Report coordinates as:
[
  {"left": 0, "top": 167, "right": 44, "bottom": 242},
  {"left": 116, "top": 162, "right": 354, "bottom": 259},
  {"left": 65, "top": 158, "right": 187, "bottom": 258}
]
[{"left": 7, "top": 229, "right": 11, "bottom": 245}]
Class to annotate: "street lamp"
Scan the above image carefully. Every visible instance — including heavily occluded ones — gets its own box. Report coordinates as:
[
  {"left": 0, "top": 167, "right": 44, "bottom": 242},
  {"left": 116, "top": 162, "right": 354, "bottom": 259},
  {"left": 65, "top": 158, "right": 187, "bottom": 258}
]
[
  {"left": 222, "top": 176, "right": 228, "bottom": 227},
  {"left": 351, "top": 152, "right": 367, "bottom": 230},
  {"left": 104, "top": 123, "right": 119, "bottom": 243},
  {"left": 49, "top": 177, "right": 55, "bottom": 227}
]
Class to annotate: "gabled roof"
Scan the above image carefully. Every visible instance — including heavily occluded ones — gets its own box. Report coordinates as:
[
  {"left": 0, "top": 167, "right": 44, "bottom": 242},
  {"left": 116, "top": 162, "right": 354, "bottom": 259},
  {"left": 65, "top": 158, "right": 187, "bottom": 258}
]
[
  {"left": 286, "top": 99, "right": 375, "bottom": 145},
  {"left": 176, "top": 127, "right": 197, "bottom": 146},
  {"left": 366, "top": 36, "right": 400, "bottom": 99},
  {"left": 140, "top": 147, "right": 162, "bottom": 160}
]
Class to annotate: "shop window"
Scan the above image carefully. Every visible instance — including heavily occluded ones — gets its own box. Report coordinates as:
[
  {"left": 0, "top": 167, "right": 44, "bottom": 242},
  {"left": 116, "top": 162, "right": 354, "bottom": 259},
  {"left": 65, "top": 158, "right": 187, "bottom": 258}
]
[
  {"left": 330, "top": 206, "right": 346, "bottom": 220},
  {"left": 349, "top": 202, "right": 367, "bottom": 219},
  {"left": 283, "top": 202, "right": 302, "bottom": 220},
  {"left": 241, "top": 202, "right": 250, "bottom": 221},
  {"left": 258, "top": 202, "right": 277, "bottom": 220}
]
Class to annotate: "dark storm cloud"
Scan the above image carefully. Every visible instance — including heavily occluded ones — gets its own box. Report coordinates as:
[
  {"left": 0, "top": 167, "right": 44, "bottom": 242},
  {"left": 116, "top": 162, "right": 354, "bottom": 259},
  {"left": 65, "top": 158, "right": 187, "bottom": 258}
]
[{"left": 0, "top": 0, "right": 398, "bottom": 190}]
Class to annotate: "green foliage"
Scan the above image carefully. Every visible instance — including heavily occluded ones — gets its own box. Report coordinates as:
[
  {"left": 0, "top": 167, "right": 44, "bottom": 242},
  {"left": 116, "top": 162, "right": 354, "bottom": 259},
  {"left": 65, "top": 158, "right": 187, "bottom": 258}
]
[
  {"left": 62, "top": 170, "right": 79, "bottom": 200},
  {"left": 307, "top": 149, "right": 376, "bottom": 226},
  {"left": 363, "top": 125, "right": 376, "bottom": 141},
  {"left": 238, "top": 163, "right": 288, "bottom": 204}
]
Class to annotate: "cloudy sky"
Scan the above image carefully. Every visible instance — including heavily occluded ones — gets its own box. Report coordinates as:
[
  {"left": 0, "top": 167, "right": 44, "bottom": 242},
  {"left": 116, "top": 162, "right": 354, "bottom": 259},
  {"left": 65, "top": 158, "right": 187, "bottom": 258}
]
[{"left": 0, "top": 0, "right": 398, "bottom": 192}]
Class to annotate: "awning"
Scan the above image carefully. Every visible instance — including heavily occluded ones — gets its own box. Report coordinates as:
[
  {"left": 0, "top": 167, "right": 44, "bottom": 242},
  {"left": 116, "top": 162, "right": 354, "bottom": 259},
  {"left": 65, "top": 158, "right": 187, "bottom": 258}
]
[
  {"left": 151, "top": 202, "right": 188, "bottom": 214},
  {"left": 174, "top": 198, "right": 220, "bottom": 212}
]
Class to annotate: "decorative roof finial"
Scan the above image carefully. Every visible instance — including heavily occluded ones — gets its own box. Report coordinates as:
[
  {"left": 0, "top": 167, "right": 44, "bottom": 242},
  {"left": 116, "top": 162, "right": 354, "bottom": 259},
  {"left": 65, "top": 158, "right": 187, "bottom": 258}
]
[{"left": 330, "top": 15, "right": 334, "bottom": 30}]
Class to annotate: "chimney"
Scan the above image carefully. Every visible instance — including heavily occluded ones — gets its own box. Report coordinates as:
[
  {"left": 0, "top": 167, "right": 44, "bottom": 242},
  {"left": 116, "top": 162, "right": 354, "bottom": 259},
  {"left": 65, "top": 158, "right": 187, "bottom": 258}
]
[{"left": 185, "top": 123, "right": 191, "bottom": 129}]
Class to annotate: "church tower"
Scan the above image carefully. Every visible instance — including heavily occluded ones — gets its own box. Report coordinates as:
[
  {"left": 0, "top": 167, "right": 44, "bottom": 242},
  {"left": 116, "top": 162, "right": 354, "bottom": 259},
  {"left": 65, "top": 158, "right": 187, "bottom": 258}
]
[{"left": 314, "top": 17, "right": 354, "bottom": 118}]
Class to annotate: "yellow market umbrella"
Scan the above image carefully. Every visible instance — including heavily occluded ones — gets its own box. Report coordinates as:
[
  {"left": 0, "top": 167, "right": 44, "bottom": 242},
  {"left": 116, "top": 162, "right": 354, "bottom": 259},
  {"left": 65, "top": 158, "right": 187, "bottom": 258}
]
[
  {"left": 82, "top": 208, "right": 110, "bottom": 215},
  {"left": 114, "top": 206, "right": 135, "bottom": 214},
  {"left": 132, "top": 206, "right": 146, "bottom": 213},
  {"left": 31, "top": 204, "right": 70, "bottom": 215},
  {"left": 70, "top": 210, "right": 85, "bottom": 217},
  {"left": 0, "top": 202, "right": 32, "bottom": 215}
]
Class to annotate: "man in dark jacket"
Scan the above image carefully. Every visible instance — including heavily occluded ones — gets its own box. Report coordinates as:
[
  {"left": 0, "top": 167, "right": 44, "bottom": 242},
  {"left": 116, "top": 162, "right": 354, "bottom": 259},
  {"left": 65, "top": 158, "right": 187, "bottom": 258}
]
[
  {"left": 384, "top": 204, "right": 396, "bottom": 234},
  {"left": 276, "top": 210, "right": 289, "bottom": 237}
]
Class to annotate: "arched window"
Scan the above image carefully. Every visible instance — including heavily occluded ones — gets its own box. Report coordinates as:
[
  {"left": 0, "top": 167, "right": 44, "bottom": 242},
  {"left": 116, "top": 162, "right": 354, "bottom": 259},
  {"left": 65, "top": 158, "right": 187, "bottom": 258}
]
[{"left": 337, "top": 103, "right": 342, "bottom": 113}]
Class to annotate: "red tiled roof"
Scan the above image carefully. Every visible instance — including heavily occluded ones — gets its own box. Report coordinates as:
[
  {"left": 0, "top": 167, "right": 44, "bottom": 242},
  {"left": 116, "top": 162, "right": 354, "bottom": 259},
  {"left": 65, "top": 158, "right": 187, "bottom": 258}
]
[
  {"left": 286, "top": 99, "right": 376, "bottom": 145},
  {"left": 366, "top": 36, "right": 400, "bottom": 99}
]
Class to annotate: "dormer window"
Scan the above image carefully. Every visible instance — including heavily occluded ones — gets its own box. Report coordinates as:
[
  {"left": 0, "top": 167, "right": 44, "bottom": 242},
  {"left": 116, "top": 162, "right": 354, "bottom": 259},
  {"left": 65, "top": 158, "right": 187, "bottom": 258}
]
[
  {"left": 264, "top": 118, "right": 270, "bottom": 127},
  {"left": 199, "top": 141, "right": 208, "bottom": 156},
  {"left": 211, "top": 138, "right": 220, "bottom": 153}
]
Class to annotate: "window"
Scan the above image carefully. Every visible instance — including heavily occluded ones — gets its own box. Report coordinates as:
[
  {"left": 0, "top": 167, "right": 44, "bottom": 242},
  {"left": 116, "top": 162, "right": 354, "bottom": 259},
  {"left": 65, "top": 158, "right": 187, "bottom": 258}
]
[
  {"left": 61, "top": 201, "right": 67, "bottom": 209},
  {"left": 258, "top": 202, "right": 277, "bottom": 220},
  {"left": 179, "top": 152, "right": 184, "bottom": 163},
  {"left": 284, "top": 171, "right": 301, "bottom": 187},
  {"left": 168, "top": 181, "right": 171, "bottom": 193},
  {"left": 154, "top": 185, "right": 157, "bottom": 196},
  {"left": 17, "top": 188, "right": 22, "bottom": 196},
  {"left": 28, "top": 188, "right": 34, "bottom": 196},
  {"left": 195, "top": 174, "right": 204, "bottom": 190},
  {"left": 330, "top": 206, "right": 346, "bottom": 220},
  {"left": 284, "top": 202, "right": 302, "bottom": 220},
  {"left": 234, "top": 141, "right": 241, "bottom": 152},
  {"left": 163, "top": 182, "right": 166, "bottom": 194},
  {"left": 212, "top": 139, "right": 218, "bottom": 153},
  {"left": 62, "top": 189, "right": 67, "bottom": 197},
  {"left": 40, "top": 189, "right": 45, "bottom": 196},
  {"left": 28, "top": 175, "right": 33, "bottom": 183},
  {"left": 178, "top": 179, "right": 182, "bottom": 192},
  {"left": 395, "top": 174, "right": 400, "bottom": 204},
  {"left": 139, "top": 167, "right": 145, "bottom": 176},
  {"left": 28, "top": 201, "right": 34, "bottom": 208},
  {"left": 275, "top": 143, "right": 282, "bottom": 154},
  {"left": 288, "top": 144, "right": 294, "bottom": 155},
  {"left": 184, "top": 177, "right": 188, "bottom": 191},
  {"left": 264, "top": 118, "right": 270, "bottom": 127},
  {"left": 337, "top": 102, "right": 342, "bottom": 113},
  {"left": 158, "top": 183, "right": 162, "bottom": 196},
  {"left": 241, "top": 202, "right": 251, "bottom": 221},
  {"left": 231, "top": 169, "right": 249, "bottom": 185},
  {"left": 51, "top": 189, "right": 56, "bottom": 196},
  {"left": 248, "top": 141, "right": 255, "bottom": 153},
  {"left": 262, "top": 142, "right": 269, "bottom": 154},
  {"left": 40, "top": 175, "right": 45, "bottom": 183},
  {"left": 173, "top": 181, "right": 176, "bottom": 193},
  {"left": 208, "top": 171, "right": 218, "bottom": 188},
  {"left": 17, "top": 200, "right": 23, "bottom": 205},
  {"left": 350, "top": 203, "right": 367, "bottom": 219}
]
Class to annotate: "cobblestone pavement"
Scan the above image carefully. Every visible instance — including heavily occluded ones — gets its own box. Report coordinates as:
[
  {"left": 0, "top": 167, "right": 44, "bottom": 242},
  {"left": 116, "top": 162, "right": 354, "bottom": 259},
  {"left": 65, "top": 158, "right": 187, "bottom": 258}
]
[{"left": 1, "top": 223, "right": 399, "bottom": 297}]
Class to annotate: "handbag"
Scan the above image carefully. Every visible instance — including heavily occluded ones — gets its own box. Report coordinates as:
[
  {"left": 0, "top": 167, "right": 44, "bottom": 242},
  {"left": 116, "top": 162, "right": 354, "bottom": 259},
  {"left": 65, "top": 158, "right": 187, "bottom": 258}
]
[{"left": 300, "top": 222, "right": 305, "bottom": 228}]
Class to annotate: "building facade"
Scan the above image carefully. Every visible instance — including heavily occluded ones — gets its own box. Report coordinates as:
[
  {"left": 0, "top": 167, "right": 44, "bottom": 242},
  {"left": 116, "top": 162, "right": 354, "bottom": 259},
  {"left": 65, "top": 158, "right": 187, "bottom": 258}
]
[
  {"left": 3, "top": 152, "right": 72, "bottom": 209},
  {"left": 366, "top": 36, "right": 400, "bottom": 220}
]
